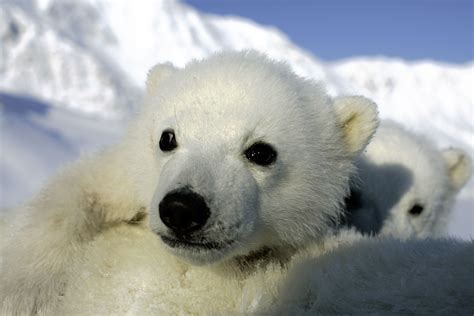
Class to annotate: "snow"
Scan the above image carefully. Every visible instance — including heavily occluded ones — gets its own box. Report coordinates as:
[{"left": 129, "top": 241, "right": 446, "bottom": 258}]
[
  {"left": 0, "top": 93, "right": 124, "bottom": 208},
  {"left": 0, "top": 0, "right": 472, "bottom": 238},
  {"left": 0, "top": 2, "right": 140, "bottom": 118}
]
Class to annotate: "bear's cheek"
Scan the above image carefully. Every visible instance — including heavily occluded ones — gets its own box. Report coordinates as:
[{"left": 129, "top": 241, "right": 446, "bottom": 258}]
[{"left": 209, "top": 184, "right": 259, "bottom": 240}]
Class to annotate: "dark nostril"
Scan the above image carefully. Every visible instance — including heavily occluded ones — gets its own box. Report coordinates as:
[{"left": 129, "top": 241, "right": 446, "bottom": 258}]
[{"left": 159, "top": 188, "right": 210, "bottom": 234}]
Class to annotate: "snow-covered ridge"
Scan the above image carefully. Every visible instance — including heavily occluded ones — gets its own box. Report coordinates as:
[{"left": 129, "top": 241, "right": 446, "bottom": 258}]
[
  {"left": 0, "top": 3, "right": 140, "bottom": 118},
  {"left": 332, "top": 58, "right": 473, "bottom": 152},
  {"left": 1, "top": 0, "right": 331, "bottom": 118},
  {"left": 0, "top": 0, "right": 473, "bottom": 237}
]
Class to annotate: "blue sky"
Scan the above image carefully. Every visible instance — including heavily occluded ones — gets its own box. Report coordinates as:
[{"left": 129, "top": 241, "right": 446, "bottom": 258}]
[{"left": 186, "top": 0, "right": 473, "bottom": 64}]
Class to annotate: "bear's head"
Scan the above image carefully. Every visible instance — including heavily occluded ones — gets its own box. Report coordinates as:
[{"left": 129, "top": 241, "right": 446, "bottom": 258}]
[
  {"left": 351, "top": 122, "right": 472, "bottom": 238},
  {"left": 126, "top": 51, "right": 378, "bottom": 265}
]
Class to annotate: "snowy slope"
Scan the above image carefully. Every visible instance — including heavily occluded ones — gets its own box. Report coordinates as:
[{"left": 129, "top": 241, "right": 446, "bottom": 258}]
[
  {"left": 0, "top": 0, "right": 472, "bottom": 237},
  {"left": 0, "top": 93, "right": 124, "bottom": 208},
  {"left": 1, "top": 0, "right": 329, "bottom": 118},
  {"left": 0, "top": 3, "right": 140, "bottom": 118},
  {"left": 332, "top": 59, "right": 473, "bottom": 153}
]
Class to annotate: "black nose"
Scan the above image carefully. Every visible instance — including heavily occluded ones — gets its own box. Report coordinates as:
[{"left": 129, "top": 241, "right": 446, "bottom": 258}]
[{"left": 159, "top": 188, "right": 210, "bottom": 234}]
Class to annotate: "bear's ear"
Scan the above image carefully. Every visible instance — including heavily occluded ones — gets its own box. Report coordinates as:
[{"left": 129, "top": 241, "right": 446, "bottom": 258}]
[
  {"left": 333, "top": 96, "right": 379, "bottom": 156},
  {"left": 146, "top": 63, "right": 177, "bottom": 94},
  {"left": 441, "top": 148, "right": 472, "bottom": 191}
]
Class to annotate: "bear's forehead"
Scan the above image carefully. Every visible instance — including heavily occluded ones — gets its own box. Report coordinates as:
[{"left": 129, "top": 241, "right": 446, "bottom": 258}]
[
  {"left": 149, "top": 53, "right": 332, "bottom": 148},
  {"left": 154, "top": 73, "right": 317, "bottom": 137},
  {"left": 161, "top": 101, "right": 302, "bottom": 149},
  {"left": 162, "top": 73, "right": 300, "bottom": 115},
  {"left": 155, "top": 52, "right": 319, "bottom": 116},
  {"left": 368, "top": 128, "right": 449, "bottom": 189}
]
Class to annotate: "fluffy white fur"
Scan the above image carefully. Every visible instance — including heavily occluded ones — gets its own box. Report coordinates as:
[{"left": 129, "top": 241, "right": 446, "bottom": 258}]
[
  {"left": 275, "top": 230, "right": 474, "bottom": 314},
  {"left": 344, "top": 121, "right": 472, "bottom": 237},
  {"left": 54, "top": 227, "right": 473, "bottom": 315},
  {"left": 0, "top": 51, "right": 379, "bottom": 314}
]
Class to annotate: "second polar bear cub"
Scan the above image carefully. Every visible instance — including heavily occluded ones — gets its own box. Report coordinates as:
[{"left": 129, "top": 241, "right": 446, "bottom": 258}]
[
  {"left": 344, "top": 121, "right": 471, "bottom": 237},
  {"left": 0, "top": 51, "right": 379, "bottom": 314}
]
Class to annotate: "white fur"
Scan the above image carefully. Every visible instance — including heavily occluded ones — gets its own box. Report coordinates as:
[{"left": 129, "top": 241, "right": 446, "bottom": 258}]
[
  {"left": 0, "top": 51, "right": 379, "bottom": 314},
  {"left": 55, "top": 226, "right": 473, "bottom": 314},
  {"left": 275, "top": 231, "right": 474, "bottom": 314},
  {"left": 345, "top": 121, "right": 472, "bottom": 238}
]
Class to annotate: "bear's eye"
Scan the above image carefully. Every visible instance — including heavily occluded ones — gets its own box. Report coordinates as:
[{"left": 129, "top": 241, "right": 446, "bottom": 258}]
[
  {"left": 159, "top": 129, "right": 177, "bottom": 152},
  {"left": 408, "top": 203, "right": 424, "bottom": 216},
  {"left": 244, "top": 142, "right": 277, "bottom": 166}
]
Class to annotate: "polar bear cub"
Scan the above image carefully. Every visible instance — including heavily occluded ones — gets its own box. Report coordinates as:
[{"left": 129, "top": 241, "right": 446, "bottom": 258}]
[
  {"left": 344, "top": 121, "right": 471, "bottom": 237},
  {"left": 0, "top": 51, "right": 379, "bottom": 314}
]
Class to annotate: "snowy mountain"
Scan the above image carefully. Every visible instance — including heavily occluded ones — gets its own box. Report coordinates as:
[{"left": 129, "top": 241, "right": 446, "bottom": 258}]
[
  {"left": 0, "top": 0, "right": 328, "bottom": 118},
  {"left": 0, "top": 0, "right": 472, "bottom": 237},
  {"left": 333, "top": 59, "right": 473, "bottom": 152},
  {"left": 0, "top": 3, "right": 140, "bottom": 118}
]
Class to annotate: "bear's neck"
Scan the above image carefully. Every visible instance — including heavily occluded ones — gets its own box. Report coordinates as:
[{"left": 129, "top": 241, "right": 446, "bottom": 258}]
[{"left": 212, "top": 245, "right": 297, "bottom": 277}]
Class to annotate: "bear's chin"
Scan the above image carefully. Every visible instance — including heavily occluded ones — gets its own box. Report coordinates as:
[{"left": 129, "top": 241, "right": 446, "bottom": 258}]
[{"left": 159, "top": 235, "right": 238, "bottom": 266}]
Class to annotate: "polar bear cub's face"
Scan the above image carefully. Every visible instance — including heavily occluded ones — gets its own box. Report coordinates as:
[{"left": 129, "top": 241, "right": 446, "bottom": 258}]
[
  {"left": 129, "top": 52, "right": 378, "bottom": 265},
  {"left": 349, "top": 122, "right": 471, "bottom": 238}
]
